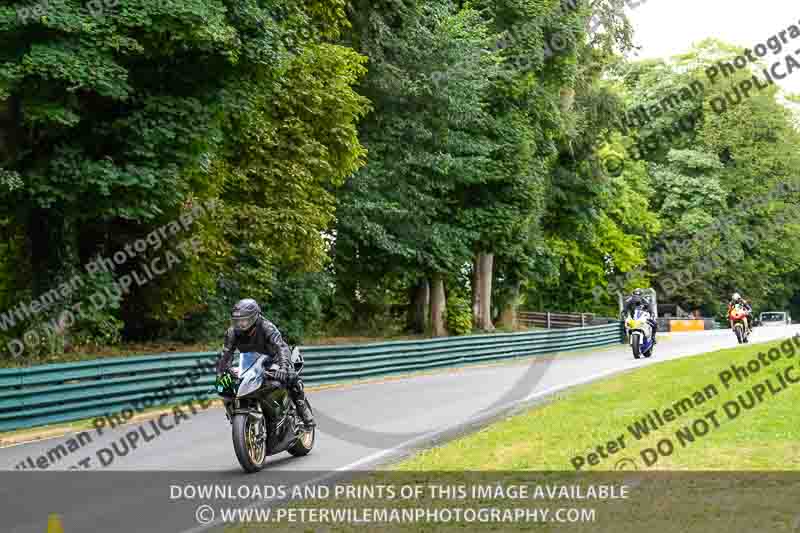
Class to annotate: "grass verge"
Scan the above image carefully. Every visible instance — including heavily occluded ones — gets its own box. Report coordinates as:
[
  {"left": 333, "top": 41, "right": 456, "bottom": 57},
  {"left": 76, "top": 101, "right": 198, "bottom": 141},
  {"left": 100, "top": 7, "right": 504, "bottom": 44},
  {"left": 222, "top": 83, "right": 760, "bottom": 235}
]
[{"left": 397, "top": 336, "right": 800, "bottom": 471}]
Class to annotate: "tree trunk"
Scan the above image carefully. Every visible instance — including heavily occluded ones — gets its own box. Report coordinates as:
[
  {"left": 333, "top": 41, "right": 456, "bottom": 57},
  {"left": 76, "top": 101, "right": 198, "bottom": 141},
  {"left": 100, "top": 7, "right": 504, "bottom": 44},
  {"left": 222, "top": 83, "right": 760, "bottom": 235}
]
[
  {"left": 406, "top": 279, "right": 429, "bottom": 333},
  {"left": 430, "top": 275, "right": 447, "bottom": 337},
  {"left": 0, "top": 95, "right": 21, "bottom": 164},
  {"left": 498, "top": 281, "right": 520, "bottom": 330},
  {"left": 420, "top": 280, "right": 430, "bottom": 329},
  {"left": 471, "top": 255, "right": 480, "bottom": 329},
  {"left": 560, "top": 86, "right": 575, "bottom": 113},
  {"left": 26, "top": 209, "right": 79, "bottom": 351},
  {"left": 28, "top": 209, "right": 77, "bottom": 296},
  {"left": 473, "top": 252, "right": 495, "bottom": 331},
  {"left": 406, "top": 284, "right": 416, "bottom": 332}
]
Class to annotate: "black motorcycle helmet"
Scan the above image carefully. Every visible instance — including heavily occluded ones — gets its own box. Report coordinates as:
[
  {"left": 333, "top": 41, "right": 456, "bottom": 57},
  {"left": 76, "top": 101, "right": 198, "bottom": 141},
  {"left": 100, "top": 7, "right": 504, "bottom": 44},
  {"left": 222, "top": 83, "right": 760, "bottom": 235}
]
[
  {"left": 231, "top": 298, "right": 261, "bottom": 333},
  {"left": 633, "top": 288, "right": 643, "bottom": 297}
]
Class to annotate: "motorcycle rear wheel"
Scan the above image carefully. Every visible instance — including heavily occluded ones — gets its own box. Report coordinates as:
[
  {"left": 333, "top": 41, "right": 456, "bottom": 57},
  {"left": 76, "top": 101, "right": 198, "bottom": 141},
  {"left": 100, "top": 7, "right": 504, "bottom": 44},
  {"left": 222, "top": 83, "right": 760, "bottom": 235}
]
[{"left": 288, "top": 403, "right": 315, "bottom": 457}]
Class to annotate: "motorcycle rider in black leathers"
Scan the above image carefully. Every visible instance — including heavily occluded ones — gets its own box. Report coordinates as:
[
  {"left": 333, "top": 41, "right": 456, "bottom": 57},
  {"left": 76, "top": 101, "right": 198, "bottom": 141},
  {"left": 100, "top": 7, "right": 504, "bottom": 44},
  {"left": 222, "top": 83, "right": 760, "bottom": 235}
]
[
  {"left": 216, "top": 299, "right": 315, "bottom": 428},
  {"left": 623, "top": 288, "right": 658, "bottom": 344}
]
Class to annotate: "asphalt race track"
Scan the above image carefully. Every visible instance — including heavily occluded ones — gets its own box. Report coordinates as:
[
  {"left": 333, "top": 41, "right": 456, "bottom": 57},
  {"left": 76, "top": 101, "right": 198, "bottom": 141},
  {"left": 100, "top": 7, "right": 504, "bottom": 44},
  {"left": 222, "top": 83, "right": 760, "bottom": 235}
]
[{"left": 1, "top": 325, "right": 798, "bottom": 532}]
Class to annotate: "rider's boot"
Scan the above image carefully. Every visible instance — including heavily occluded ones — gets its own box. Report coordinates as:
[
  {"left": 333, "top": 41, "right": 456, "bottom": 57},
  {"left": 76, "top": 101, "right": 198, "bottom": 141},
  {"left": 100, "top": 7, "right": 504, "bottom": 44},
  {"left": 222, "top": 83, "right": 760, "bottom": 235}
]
[
  {"left": 295, "top": 400, "right": 316, "bottom": 429},
  {"left": 290, "top": 378, "right": 316, "bottom": 429}
]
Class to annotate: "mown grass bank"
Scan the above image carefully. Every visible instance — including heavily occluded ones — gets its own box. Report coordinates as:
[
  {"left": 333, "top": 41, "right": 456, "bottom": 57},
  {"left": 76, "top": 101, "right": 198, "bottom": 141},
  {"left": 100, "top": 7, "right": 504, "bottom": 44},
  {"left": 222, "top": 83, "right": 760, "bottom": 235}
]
[{"left": 399, "top": 336, "right": 800, "bottom": 471}]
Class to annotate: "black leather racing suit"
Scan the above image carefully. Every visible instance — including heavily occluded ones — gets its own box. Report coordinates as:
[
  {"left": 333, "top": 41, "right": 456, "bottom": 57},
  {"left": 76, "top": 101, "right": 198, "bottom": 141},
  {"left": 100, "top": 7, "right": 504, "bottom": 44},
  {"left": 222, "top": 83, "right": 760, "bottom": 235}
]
[
  {"left": 217, "top": 315, "right": 313, "bottom": 424},
  {"left": 623, "top": 294, "right": 658, "bottom": 340}
]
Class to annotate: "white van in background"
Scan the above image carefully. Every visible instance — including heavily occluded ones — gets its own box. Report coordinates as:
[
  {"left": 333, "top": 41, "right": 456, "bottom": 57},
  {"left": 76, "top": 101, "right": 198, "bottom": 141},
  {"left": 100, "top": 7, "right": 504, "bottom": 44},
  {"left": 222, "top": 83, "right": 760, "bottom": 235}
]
[{"left": 758, "top": 311, "right": 792, "bottom": 327}]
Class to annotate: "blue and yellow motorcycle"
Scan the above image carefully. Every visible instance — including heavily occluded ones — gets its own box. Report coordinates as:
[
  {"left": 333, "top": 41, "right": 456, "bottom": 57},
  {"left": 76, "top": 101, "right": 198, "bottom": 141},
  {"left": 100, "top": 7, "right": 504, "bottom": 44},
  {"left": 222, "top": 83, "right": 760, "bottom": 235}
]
[{"left": 625, "top": 308, "right": 655, "bottom": 359}]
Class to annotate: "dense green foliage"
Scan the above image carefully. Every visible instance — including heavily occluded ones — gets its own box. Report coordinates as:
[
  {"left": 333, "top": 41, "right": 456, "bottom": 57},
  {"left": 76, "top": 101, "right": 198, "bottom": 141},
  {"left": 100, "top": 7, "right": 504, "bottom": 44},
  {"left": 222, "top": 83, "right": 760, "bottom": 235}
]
[
  {"left": 0, "top": 0, "right": 367, "bottom": 352},
  {"left": 445, "top": 294, "right": 472, "bottom": 337},
  {"left": 1, "top": 1, "right": 799, "bottom": 360},
  {"left": 590, "top": 40, "right": 800, "bottom": 321}
]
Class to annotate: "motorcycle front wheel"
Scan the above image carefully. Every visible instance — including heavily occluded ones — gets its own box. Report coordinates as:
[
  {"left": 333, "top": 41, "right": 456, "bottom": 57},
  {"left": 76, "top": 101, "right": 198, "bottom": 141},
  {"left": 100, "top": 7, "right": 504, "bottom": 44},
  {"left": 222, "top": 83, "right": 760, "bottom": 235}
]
[
  {"left": 232, "top": 413, "right": 268, "bottom": 473},
  {"left": 631, "top": 334, "right": 641, "bottom": 359},
  {"left": 734, "top": 324, "right": 743, "bottom": 344}
]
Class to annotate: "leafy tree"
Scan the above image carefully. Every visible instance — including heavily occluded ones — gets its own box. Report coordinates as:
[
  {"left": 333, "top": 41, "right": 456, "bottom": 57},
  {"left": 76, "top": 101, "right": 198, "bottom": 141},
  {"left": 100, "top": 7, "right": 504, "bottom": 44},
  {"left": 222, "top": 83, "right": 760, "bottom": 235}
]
[
  {"left": 335, "top": 0, "right": 502, "bottom": 335},
  {"left": 216, "top": 41, "right": 369, "bottom": 311},
  {"left": 462, "top": 0, "right": 588, "bottom": 330},
  {"left": 0, "top": 0, "right": 368, "bottom": 353},
  {"left": 606, "top": 40, "right": 800, "bottom": 315}
]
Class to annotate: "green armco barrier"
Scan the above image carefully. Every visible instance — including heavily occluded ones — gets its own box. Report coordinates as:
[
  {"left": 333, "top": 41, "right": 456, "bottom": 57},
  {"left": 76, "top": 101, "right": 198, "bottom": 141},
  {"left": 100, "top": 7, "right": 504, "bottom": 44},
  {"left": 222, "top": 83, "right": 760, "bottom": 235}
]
[{"left": 0, "top": 323, "right": 623, "bottom": 432}]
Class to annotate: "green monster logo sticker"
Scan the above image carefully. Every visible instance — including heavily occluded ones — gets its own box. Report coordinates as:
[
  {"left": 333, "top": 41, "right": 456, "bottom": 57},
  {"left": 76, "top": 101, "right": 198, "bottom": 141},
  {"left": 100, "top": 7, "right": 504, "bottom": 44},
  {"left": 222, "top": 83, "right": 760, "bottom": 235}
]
[{"left": 216, "top": 373, "right": 233, "bottom": 391}]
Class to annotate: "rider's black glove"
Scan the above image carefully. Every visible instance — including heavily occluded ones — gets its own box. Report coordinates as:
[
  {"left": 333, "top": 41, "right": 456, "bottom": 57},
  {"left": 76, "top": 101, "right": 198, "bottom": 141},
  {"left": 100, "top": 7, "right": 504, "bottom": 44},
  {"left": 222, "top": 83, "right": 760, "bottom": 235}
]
[
  {"left": 216, "top": 352, "right": 231, "bottom": 376},
  {"left": 274, "top": 369, "right": 289, "bottom": 382}
]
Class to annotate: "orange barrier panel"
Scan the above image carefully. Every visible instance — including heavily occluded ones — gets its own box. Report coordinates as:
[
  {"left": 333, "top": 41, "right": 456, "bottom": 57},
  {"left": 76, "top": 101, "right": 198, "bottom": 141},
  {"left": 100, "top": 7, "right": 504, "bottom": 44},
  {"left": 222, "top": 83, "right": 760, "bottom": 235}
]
[{"left": 669, "top": 319, "right": 706, "bottom": 332}]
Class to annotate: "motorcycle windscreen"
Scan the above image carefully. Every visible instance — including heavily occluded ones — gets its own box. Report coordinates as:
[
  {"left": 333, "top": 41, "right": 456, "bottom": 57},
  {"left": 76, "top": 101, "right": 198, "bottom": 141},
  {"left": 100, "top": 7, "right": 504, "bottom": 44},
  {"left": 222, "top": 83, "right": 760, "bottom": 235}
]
[
  {"left": 237, "top": 353, "right": 265, "bottom": 398},
  {"left": 239, "top": 352, "right": 262, "bottom": 374}
]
